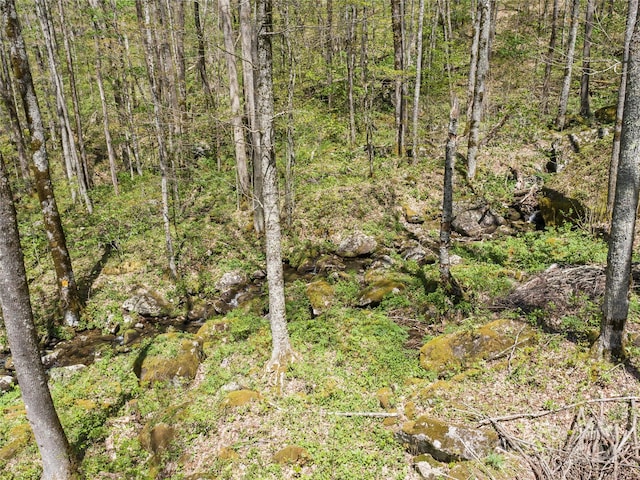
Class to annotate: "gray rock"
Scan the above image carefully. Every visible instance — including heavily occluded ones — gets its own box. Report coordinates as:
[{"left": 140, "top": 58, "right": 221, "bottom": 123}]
[
  {"left": 122, "top": 288, "right": 165, "bottom": 317},
  {"left": 215, "top": 270, "right": 247, "bottom": 292},
  {"left": 336, "top": 232, "right": 378, "bottom": 258},
  {"left": 396, "top": 415, "right": 499, "bottom": 462},
  {"left": 0, "top": 375, "right": 15, "bottom": 392},
  {"left": 48, "top": 364, "right": 87, "bottom": 383}
]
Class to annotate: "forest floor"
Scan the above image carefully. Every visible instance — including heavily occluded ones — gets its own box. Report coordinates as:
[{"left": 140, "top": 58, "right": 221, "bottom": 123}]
[{"left": 1, "top": 101, "right": 639, "bottom": 479}]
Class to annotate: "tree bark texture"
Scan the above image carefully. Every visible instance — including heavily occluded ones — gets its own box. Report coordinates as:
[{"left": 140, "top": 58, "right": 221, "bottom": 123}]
[
  {"left": 2, "top": 0, "right": 81, "bottom": 328},
  {"left": 220, "top": 0, "right": 251, "bottom": 202},
  {"left": 257, "top": 0, "right": 295, "bottom": 371},
  {"left": 579, "top": 0, "right": 595, "bottom": 118},
  {"left": 135, "top": 0, "right": 178, "bottom": 280},
  {"left": 239, "top": 0, "right": 264, "bottom": 233},
  {"left": 466, "top": 0, "right": 490, "bottom": 180},
  {"left": 391, "top": 0, "right": 407, "bottom": 156},
  {"left": 541, "top": 0, "right": 560, "bottom": 114},
  {"left": 0, "top": 42, "right": 30, "bottom": 187},
  {"left": 0, "top": 154, "right": 76, "bottom": 480},
  {"left": 608, "top": 0, "right": 639, "bottom": 218},
  {"left": 556, "top": 0, "right": 580, "bottom": 130},
  {"left": 600, "top": 12, "right": 640, "bottom": 360},
  {"left": 440, "top": 97, "right": 458, "bottom": 292},
  {"left": 36, "top": 0, "right": 92, "bottom": 212},
  {"left": 412, "top": 0, "right": 425, "bottom": 163}
]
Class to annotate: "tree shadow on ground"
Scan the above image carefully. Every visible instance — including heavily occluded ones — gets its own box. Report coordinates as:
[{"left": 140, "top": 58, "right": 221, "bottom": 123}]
[{"left": 77, "top": 242, "right": 117, "bottom": 305}]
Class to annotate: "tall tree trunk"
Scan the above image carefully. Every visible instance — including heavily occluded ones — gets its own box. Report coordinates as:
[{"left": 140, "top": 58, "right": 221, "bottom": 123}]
[
  {"left": 0, "top": 153, "right": 77, "bottom": 480},
  {"left": 326, "top": 0, "right": 334, "bottom": 109},
  {"left": 283, "top": 2, "right": 296, "bottom": 228},
  {"left": 220, "top": 0, "right": 251, "bottom": 203},
  {"left": 391, "top": 0, "right": 407, "bottom": 156},
  {"left": 580, "top": 0, "right": 595, "bottom": 118},
  {"left": 135, "top": 0, "right": 178, "bottom": 280},
  {"left": 555, "top": 0, "right": 580, "bottom": 130},
  {"left": 346, "top": 5, "right": 357, "bottom": 146},
  {"left": 239, "top": 0, "right": 264, "bottom": 233},
  {"left": 608, "top": 0, "right": 639, "bottom": 218},
  {"left": 194, "top": 0, "right": 214, "bottom": 103},
  {"left": 88, "top": 0, "right": 119, "bottom": 195},
  {"left": 56, "top": 0, "right": 92, "bottom": 198},
  {"left": 541, "top": 0, "right": 560, "bottom": 114},
  {"left": 412, "top": 0, "right": 425, "bottom": 163},
  {"left": 2, "top": 0, "right": 81, "bottom": 328},
  {"left": 257, "top": 0, "right": 296, "bottom": 372},
  {"left": 36, "top": 0, "right": 92, "bottom": 212},
  {"left": 466, "top": 0, "right": 490, "bottom": 180},
  {"left": 0, "top": 43, "right": 30, "bottom": 188},
  {"left": 440, "top": 96, "right": 460, "bottom": 297},
  {"left": 600, "top": 11, "right": 640, "bottom": 360}
]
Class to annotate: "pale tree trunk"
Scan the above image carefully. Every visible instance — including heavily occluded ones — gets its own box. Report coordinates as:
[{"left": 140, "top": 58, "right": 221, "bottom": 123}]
[
  {"left": 88, "top": 0, "right": 119, "bottom": 195},
  {"left": 412, "top": 0, "right": 425, "bottom": 163},
  {"left": 109, "top": 9, "right": 143, "bottom": 177},
  {"left": 466, "top": 2, "right": 479, "bottom": 121},
  {"left": 220, "top": 0, "right": 251, "bottom": 203},
  {"left": 257, "top": 0, "right": 296, "bottom": 372},
  {"left": 0, "top": 43, "right": 30, "bottom": 187},
  {"left": 556, "top": 0, "right": 580, "bottom": 130},
  {"left": 600, "top": 12, "right": 640, "bottom": 361},
  {"left": 346, "top": 5, "right": 356, "bottom": 146},
  {"left": 391, "top": 0, "right": 407, "bottom": 156},
  {"left": 608, "top": 0, "right": 639, "bottom": 218},
  {"left": 440, "top": 96, "right": 459, "bottom": 295},
  {"left": 467, "top": 0, "right": 490, "bottom": 180},
  {"left": 194, "top": 0, "right": 214, "bottom": 104},
  {"left": 361, "top": 4, "right": 375, "bottom": 177},
  {"left": 239, "top": 0, "right": 264, "bottom": 233},
  {"left": 35, "top": 0, "right": 92, "bottom": 212},
  {"left": 541, "top": 0, "right": 560, "bottom": 113},
  {"left": 580, "top": 0, "right": 595, "bottom": 118},
  {"left": 2, "top": 0, "right": 81, "bottom": 328},
  {"left": 326, "top": 0, "right": 333, "bottom": 109},
  {"left": 56, "top": 0, "right": 92, "bottom": 196},
  {"left": 0, "top": 153, "right": 77, "bottom": 480},
  {"left": 282, "top": 1, "right": 296, "bottom": 228},
  {"left": 135, "top": 0, "right": 178, "bottom": 280}
]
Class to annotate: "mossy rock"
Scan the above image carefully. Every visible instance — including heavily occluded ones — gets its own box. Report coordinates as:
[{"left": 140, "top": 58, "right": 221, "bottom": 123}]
[
  {"left": 419, "top": 319, "right": 534, "bottom": 377},
  {"left": 376, "top": 387, "right": 393, "bottom": 410},
  {"left": 402, "top": 203, "right": 424, "bottom": 224},
  {"left": 0, "top": 424, "right": 32, "bottom": 461},
  {"left": 138, "top": 335, "right": 204, "bottom": 386},
  {"left": 358, "top": 280, "right": 406, "bottom": 307},
  {"left": 396, "top": 415, "right": 498, "bottom": 462},
  {"left": 221, "top": 389, "right": 261, "bottom": 408},
  {"left": 306, "top": 280, "right": 335, "bottom": 316},
  {"left": 538, "top": 188, "right": 585, "bottom": 227},
  {"left": 139, "top": 422, "right": 175, "bottom": 454},
  {"left": 594, "top": 104, "right": 617, "bottom": 124},
  {"left": 273, "top": 445, "right": 311, "bottom": 465},
  {"left": 196, "top": 318, "right": 230, "bottom": 342}
]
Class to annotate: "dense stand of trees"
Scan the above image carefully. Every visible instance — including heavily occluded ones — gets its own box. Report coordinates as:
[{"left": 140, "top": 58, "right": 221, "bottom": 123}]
[{"left": 0, "top": 0, "right": 639, "bottom": 474}]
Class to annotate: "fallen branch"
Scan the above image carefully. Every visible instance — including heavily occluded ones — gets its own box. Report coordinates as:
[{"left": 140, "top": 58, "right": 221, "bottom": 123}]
[
  {"left": 478, "top": 396, "right": 640, "bottom": 426},
  {"left": 325, "top": 411, "right": 399, "bottom": 418}
]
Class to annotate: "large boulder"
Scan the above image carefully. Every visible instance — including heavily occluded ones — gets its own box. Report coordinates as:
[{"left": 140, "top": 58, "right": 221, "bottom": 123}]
[
  {"left": 122, "top": 287, "right": 168, "bottom": 317},
  {"left": 336, "top": 232, "right": 378, "bottom": 258},
  {"left": 306, "top": 280, "right": 335, "bottom": 316},
  {"left": 420, "top": 319, "right": 535, "bottom": 377},
  {"left": 396, "top": 415, "right": 499, "bottom": 462},
  {"left": 215, "top": 270, "right": 247, "bottom": 292},
  {"left": 137, "top": 333, "right": 204, "bottom": 386},
  {"left": 358, "top": 279, "right": 406, "bottom": 307},
  {"left": 452, "top": 202, "right": 505, "bottom": 237}
]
